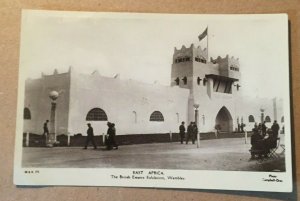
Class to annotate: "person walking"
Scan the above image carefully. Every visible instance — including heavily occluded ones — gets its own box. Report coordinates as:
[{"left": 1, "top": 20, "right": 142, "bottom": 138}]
[
  {"left": 271, "top": 120, "right": 280, "bottom": 138},
  {"left": 43, "top": 120, "right": 49, "bottom": 136},
  {"left": 106, "top": 122, "right": 118, "bottom": 150},
  {"left": 110, "top": 123, "right": 118, "bottom": 150},
  {"left": 192, "top": 122, "right": 198, "bottom": 144},
  {"left": 83, "top": 123, "right": 97, "bottom": 149},
  {"left": 106, "top": 122, "right": 112, "bottom": 150},
  {"left": 179, "top": 121, "right": 185, "bottom": 144},
  {"left": 186, "top": 122, "right": 193, "bottom": 144}
]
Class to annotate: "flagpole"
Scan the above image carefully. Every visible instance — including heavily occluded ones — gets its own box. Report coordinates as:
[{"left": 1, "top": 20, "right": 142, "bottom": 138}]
[
  {"left": 207, "top": 26, "right": 209, "bottom": 61},
  {"left": 198, "top": 27, "right": 209, "bottom": 61}
]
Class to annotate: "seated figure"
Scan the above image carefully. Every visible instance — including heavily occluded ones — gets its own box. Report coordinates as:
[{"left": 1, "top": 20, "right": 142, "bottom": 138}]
[
  {"left": 265, "top": 129, "right": 278, "bottom": 149},
  {"left": 250, "top": 128, "right": 269, "bottom": 159}
]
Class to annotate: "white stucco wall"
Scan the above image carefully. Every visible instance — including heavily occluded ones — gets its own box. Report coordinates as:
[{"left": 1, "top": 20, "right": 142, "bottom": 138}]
[
  {"left": 23, "top": 72, "right": 70, "bottom": 135},
  {"left": 23, "top": 69, "right": 283, "bottom": 136},
  {"left": 234, "top": 96, "right": 284, "bottom": 132},
  {"left": 68, "top": 69, "right": 190, "bottom": 136}
]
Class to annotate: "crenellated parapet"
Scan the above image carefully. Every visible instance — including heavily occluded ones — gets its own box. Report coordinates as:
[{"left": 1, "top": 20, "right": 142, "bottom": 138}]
[
  {"left": 228, "top": 56, "right": 240, "bottom": 71},
  {"left": 211, "top": 55, "right": 240, "bottom": 72},
  {"left": 193, "top": 45, "right": 208, "bottom": 61},
  {"left": 173, "top": 44, "right": 207, "bottom": 64},
  {"left": 209, "top": 55, "right": 240, "bottom": 80},
  {"left": 173, "top": 44, "right": 193, "bottom": 63}
]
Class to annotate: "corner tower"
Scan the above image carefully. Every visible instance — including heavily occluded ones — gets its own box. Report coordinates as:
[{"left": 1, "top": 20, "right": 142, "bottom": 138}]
[
  {"left": 171, "top": 40, "right": 242, "bottom": 132},
  {"left": 171, "top": 44, "right": 208, "bottom": 91},
  {"left": 171, "top": 44, "right": 209, "bottom": 125}
]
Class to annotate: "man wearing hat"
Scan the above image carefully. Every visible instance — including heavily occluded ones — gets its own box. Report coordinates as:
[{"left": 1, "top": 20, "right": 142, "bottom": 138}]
[
  {"left": 110, "top": 123, "right": 118, "bottom": 150},
  {"left": 271, "top": 120, "right": 280, "bottom": 139},
  {"left": 43, "top": 120, "right": 49, "bottom": 136},
  {"left": 179, "top": 121, "right": 185, "bottom": 144},
  {"left": 192, "top": 122, "right": 198, "bottom": 144},
  {"left": 83, "top": 123, "right": 97, "bottom": 149},
  {"left": 186, "top": 122, "right": 194, "bottom": 144},
  {"left": 106, "top": 122, "right": 118, "bottom": 150}
]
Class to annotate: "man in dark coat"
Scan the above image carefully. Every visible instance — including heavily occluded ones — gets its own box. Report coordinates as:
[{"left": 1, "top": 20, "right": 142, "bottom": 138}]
[
  {"left": 179, "top": 121, "right": 185, "bottom": 144},
  {"left": 43, "top": 120, "right": 49, "bottom": 136},
  {"left": 186, "top": 122, "right": 194, "bottom": 144},
  {"left": 271, "top": 120, "right": 280, "bottom": 138},
  {"left": 106, "top": 122, "right": 118, "bottom": 150},
  {"left": 106, "top": 122, "right": 112, "bottom": 150},
  {"left": 83, "top": 123, "right": 97, "bottom": 149},
  {"left": 192, "top": 122, "right": 198, "bottom": 144},
  {"left": 110, "top": 123, "right": 118, "bottom": 150}
]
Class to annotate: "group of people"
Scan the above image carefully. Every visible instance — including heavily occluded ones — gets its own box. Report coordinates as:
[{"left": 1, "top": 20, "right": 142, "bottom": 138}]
[
  {"left": 105, "top": 122, "right": 118, "bottom": 150},
  {"left": 179, "top": 121, "right": 198, "bottom": 144},
  {"left": 43, "top": 118, "right": 281, "bottom": 156},
  {"left": 43, "top": 119, "right": 118, "bottom": 150},
  {"left": 250, "top": 120, "right": 280, "bottom": 159},
  {"left": 83, "top": 122, "right": 118, "bottom": 150}
]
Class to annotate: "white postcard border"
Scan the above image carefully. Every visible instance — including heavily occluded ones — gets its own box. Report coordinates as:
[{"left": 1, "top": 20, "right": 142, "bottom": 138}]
[{"left": 14, "top": 10, "right": 293, "bottom": 192}]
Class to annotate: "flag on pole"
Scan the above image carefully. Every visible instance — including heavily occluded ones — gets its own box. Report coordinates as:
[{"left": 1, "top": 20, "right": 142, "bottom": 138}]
[{"left": 198, "top": 27, "right": 208, "bottom": 41}]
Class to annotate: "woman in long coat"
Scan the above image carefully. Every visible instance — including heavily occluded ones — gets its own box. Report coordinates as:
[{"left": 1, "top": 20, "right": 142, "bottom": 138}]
[{"left": 106, "top": 122, "right": 118, "bottom": 150}]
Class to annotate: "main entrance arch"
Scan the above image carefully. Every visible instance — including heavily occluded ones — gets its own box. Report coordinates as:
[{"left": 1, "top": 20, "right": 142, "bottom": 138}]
[{"left": 215, "top": 106, "right": 233, "bottom": 132}]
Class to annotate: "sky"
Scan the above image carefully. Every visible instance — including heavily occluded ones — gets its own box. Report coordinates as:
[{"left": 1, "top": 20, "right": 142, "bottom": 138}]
[{"left": 19, "top": 11, "right": 289, "bottom": 98}]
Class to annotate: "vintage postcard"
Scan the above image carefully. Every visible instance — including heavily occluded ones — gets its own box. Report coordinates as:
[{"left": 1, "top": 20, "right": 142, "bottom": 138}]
[{"left": 14, "top": 10, "right": 292, "bottom": 192}]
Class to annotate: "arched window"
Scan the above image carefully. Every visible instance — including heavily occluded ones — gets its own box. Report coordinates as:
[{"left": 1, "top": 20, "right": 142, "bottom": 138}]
[
  {"left": 150, "top": 111, "right": 164, "bottom": 122},
  {"left": 265, "top": 116, "right": 271, "bottom": 122},
  {"left": 23, "top": 108, "right": 31, "bottom": 120},
  {"left": 248, "top": 115, "right": 255, "bottom": 122},
  {"left": 86, "top": 108, "right": 108, "bottom": 121},
  {"left": 281, "top": 116, "right": 284, "bottom": 123}
]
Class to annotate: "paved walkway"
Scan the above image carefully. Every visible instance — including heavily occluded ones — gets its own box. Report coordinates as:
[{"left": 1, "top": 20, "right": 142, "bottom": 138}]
[{"left": 22, "top": 136, "right": 286, "bottom": 172}]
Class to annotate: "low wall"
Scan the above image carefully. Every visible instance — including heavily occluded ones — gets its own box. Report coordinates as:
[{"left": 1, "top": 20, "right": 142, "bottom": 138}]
[{"left": 22, "top": 132, "right": 253, "bottom": 147}]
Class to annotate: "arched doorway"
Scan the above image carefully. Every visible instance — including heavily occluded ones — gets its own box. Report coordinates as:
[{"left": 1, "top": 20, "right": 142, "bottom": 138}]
[{"left": 215, "top": 106, "right": 233, "bottom": 132}]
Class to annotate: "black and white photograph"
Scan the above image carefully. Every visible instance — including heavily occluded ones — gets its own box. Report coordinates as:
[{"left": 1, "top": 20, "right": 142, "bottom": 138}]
[{"left": 14, "top": 10, "right": 292, "bottom": 192}]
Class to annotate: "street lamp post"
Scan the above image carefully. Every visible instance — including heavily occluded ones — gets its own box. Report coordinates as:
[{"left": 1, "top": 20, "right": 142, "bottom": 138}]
[
  {"left": 47, "top": 90, "right": 59, "bottom": 147},
  {"left": 193, "top": 104, "right": 200, "bottom": 148},
  {"left": 260, "top": 108, "right": 265, "bottom": 124}
]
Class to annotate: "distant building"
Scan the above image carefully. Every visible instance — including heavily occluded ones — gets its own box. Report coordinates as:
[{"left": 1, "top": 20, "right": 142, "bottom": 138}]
[{"left": 23, "top": 38, "right": 284, "bottom": 137}]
